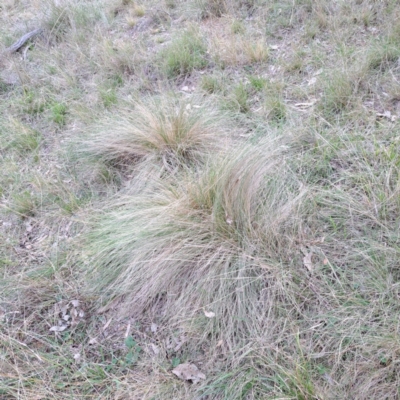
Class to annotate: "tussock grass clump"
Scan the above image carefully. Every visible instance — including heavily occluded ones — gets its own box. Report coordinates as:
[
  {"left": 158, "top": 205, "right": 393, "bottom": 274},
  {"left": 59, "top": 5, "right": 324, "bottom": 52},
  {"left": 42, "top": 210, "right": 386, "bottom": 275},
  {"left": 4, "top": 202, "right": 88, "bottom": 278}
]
[
  {"left": 196, "top": 0, "right": 228, "bottom": 18},
  {"left": 228, "top": 83, "right": 250, "bottom": 113},
  {"left": 42, "top": 1, "right": 109, "bottom": 40},
  {"left": 95, "top": 36, "right": 143, "bottom": 76},
  {"left": 201, "top": 73, "right": 227, "bottom": 94},
  {"left": 365, "top": 40, "right": 400, "bottom": 72},
  {"left": 211, "top": 35, "right": 268, "bottom": 67},
  {"left": 86, "top": 137, "right": 307, "bottom": 328},
  {"left": 192, "top": 0, "right": 257, "bottom": 19},
  {"left": 81, "top": 96, "right": 229, "bottom": 174},
  {"left": 160, "top": 28, "right": 208, "bottom": 78},
  {"left": 364, "top": 18, "right": 400, "bottom": 72},
  {"left": 319, "top": 70, "right": 356, "bottom": 116},
  {"left": 0, "top": 119, "right": 42, "bottom": 155},
  {"left": 8, "top": 190, "right": 39, "bottom": 218}
]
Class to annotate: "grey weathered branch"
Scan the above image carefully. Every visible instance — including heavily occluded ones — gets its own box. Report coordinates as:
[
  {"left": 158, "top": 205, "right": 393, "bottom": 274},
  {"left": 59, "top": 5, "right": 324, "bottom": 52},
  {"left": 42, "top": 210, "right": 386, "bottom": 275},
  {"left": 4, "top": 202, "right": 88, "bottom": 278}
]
[{"left": 5, "top": 28, "right": 43, "bottom": 54}]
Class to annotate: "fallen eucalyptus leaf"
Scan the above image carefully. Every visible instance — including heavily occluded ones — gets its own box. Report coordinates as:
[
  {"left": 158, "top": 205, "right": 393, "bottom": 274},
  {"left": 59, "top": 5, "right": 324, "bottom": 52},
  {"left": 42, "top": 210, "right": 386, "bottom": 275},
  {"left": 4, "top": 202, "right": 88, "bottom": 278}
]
[
  {"left": 303, "top": 252, "right": 313, "bottom": 272},
  {"left": 301, "top": 246, "right": 313, "bottom": 273},
  {"left": 49, "top": 325, "right": 68, "bottom": 332}
]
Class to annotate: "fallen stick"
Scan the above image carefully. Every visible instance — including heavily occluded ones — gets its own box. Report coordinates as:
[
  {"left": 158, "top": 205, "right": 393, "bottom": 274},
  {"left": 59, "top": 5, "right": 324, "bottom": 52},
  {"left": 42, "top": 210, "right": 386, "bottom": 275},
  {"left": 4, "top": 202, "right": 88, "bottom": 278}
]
[{"left": 5, "top": 28, "right": 43, "bottom": 54}]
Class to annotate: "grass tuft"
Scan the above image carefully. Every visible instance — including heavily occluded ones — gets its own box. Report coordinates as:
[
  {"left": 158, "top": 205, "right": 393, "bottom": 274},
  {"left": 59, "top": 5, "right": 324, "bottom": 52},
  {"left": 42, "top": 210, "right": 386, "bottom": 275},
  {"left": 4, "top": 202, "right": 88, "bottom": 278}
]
[
  {"left": 81, "top": 96, "right": 229, "bottom": 174},
  {"left": 160, "top": 28, "right": 208, "bottom": 78},
  {"left": 319, "top": 70, "right": 355, "bottom": 116},
  {"left": 195, "top": 0, "right": 228, "bottom": 18},
  {"left": 86, "top": 137, "right": 308, "bottom": 327},
  {"left": 2, "top": 119, "right": 42, "bottom": 155}
]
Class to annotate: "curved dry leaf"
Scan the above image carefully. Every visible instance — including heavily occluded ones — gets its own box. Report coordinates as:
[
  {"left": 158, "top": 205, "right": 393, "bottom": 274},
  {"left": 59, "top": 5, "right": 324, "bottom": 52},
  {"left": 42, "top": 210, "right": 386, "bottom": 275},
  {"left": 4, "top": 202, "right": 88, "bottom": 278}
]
[
  {"left": 204, "top": 310, "right": 215, "bottom": 318},
  {"left": 49, "top": 325, "right": 68, "bottom": 332},
  {"left": 303, "top": 252, "right": 313, "bottom": 273},
  {"left": 300, "top": 246, "right": 313, "bottom": 273},
  {"left": 70, "top": 300, "right": 80, "bottom": 308},
  {"left": 172, "top": 363, "right": 206, "bottom": 384}
]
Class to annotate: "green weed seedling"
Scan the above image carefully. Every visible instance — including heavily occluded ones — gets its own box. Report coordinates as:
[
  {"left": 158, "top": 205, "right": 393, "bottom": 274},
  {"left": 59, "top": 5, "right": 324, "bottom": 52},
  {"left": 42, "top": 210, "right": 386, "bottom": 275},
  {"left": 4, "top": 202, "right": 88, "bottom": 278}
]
[{"left": 124, "top": 336, "right": 142, "bottom": 366}]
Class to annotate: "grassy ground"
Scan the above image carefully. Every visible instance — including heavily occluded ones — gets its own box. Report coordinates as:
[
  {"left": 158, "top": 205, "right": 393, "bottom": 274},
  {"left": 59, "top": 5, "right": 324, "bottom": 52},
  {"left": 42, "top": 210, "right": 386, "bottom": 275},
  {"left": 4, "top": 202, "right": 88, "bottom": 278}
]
[{"left": 1, "top": 0, "right": 400, "bottom": 398}]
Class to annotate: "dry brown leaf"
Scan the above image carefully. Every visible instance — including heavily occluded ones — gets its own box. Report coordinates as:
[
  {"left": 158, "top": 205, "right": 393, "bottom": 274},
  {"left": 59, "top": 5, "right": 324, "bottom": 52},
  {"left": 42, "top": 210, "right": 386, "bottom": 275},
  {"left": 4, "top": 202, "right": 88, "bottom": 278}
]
[
  {"left": 204, "top": 310, "right": 215, "bottom": 318},
  {"left": 60, "top": 304, "right": 69, "bottom": 317},
  {"left": 301, "top": 246, "right": 313, "bottom": 273},
  {"left": 150, "top": 343, "right": 160, "bottom": 355},
  {"left": 303, "top": 252, "right": 313, "bottom": 272},
  {"left": 49, "top": 325, "right": 68, "bottom": 332},
  {"left": 376, "top": 110, "right": 397, "bottom": 122},
  {"left": 70, "top": 300, "right": 80, "bottom": 308},
  {"left": 173, "top": 336, "right": 185, "bottom": 351},
  {"left": 307, "top": 77, "right": 317, "bottom": 86},
  {"left": 172, "top": 363, "right": 206, "bottom": 384}
]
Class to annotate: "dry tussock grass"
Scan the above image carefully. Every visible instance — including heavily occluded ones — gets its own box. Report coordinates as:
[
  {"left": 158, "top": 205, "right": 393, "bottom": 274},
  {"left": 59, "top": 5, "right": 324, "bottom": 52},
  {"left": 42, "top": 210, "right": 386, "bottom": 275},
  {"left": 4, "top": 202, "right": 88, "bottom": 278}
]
[
  {"left": 86, "top": 136, "right": 307, "bottom": 317},
  {"left": 204, "top": 19, "right": 268, "bottom": 67},
  {"left": 81, "top": 96, "right": 230, "bottom": 177}
]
